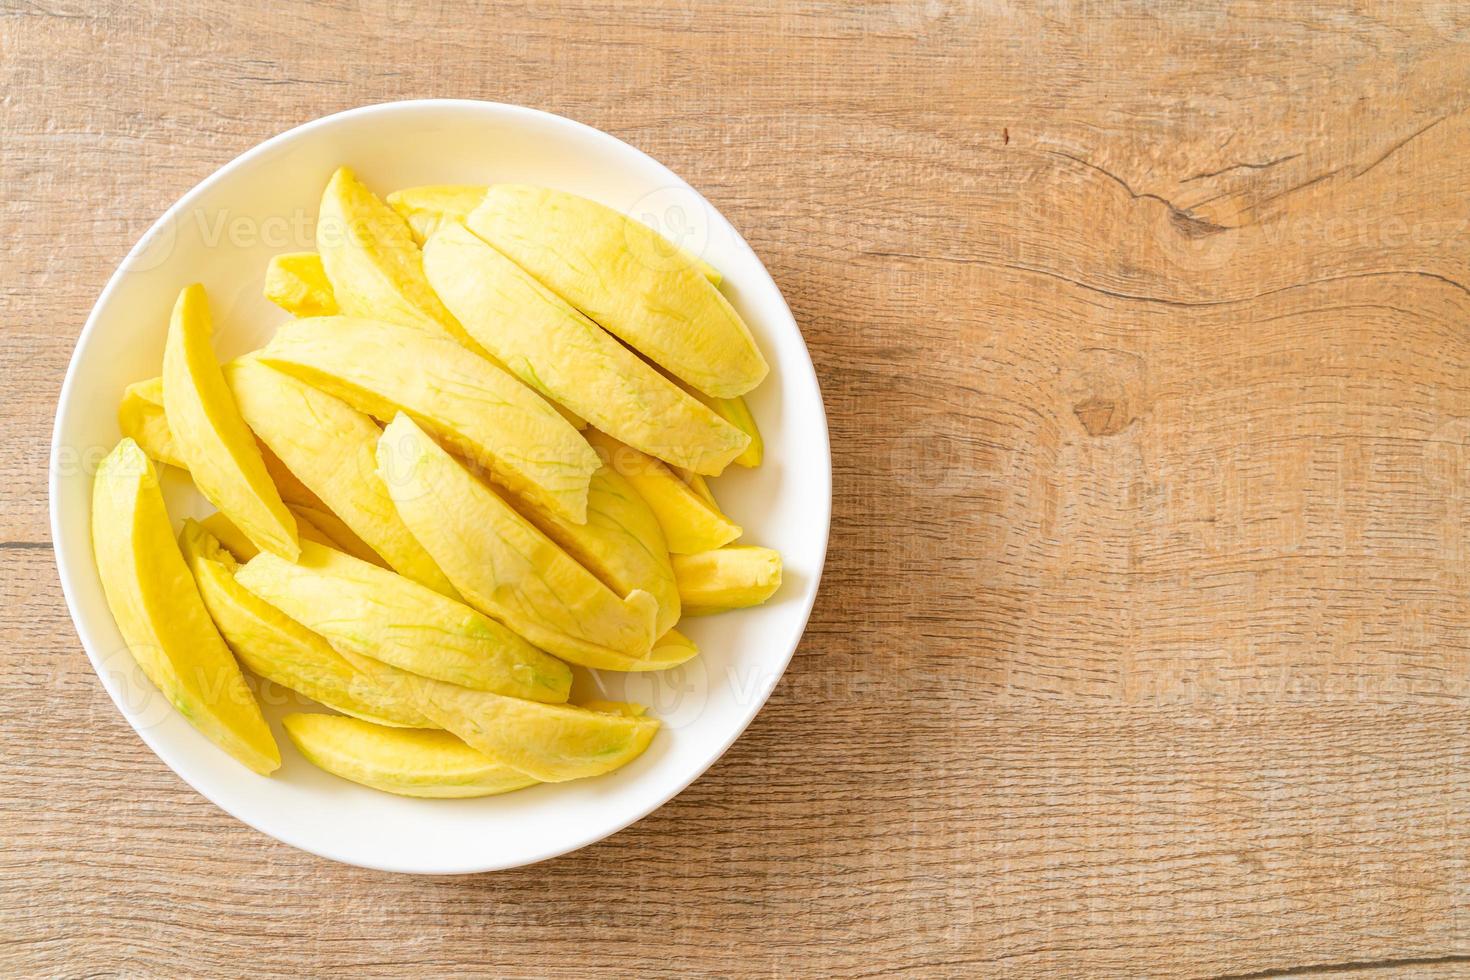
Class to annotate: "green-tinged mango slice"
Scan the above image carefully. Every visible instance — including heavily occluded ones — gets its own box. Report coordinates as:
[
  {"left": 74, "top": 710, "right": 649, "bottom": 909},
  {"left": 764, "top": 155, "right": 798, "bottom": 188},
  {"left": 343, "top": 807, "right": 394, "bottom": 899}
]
[
  {"left": 674, "top": 546, "right": 783, "bottom": 615},
  {"left": 377, "top": 415, "right": 660, "bottom": 670},
  {"left": 468, "top": 184, "right": 765, "bottom": 397},
  {"left": 282, "top": 713, "right": 534, "bottom": 798},
  {"left": 260, "top": 316, "right": 598, "bottom": 523},
  {"left": 423, "top": 221, "right": 748, "bottom": 475},
  {"left": 385, "top": 184, "right": 489, "bottom": 245},
  {"left": 91, "top": 439, "right": 280, "bottom": 774},
  {"left": 391, "top": 183, "right": 723, "bottom": 285},
  {"left": 224, "top": 355, "right": 457, "bottom": 597},
  {"left": 180, "top": 521, "right": 432, "bottom": 728},
  {"left": 586, "top": 429, "right": 741, "bottom": 553},
  {"left": 162, "top": 284, "right": 298, "bottom": 560},
  {"left": 236, "top": 540, "right": 571, "bottom": 703},
  {"left": 336, "top": 648, "right": 658, "bottom": 783},
  {"left": 514, "top": 464, "right": 681, "bottom": 638},
  {"left": 263, "top": 252, "right": 339, "bottom": 317},
  {"left": 117, "top": 377, "right": 186, "bottom": 469}
]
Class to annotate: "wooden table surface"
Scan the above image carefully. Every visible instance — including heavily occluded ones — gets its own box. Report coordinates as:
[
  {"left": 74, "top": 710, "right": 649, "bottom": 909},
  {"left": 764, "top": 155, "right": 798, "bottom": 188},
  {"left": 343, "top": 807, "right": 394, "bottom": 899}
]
[{"left": 7, "top": 2, "right": 1470, "bottom": 976}]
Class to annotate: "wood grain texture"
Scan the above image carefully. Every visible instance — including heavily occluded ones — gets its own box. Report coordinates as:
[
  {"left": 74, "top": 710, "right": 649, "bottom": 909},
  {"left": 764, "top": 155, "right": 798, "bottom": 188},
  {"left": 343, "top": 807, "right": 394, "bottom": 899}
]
[{"left": 5, "top": 1, "right": 1470, "bottom": 976}]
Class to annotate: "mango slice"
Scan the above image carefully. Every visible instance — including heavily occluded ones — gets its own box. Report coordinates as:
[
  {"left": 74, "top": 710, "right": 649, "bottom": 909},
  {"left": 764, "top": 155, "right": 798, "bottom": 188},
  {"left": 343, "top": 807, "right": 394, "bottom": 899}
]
[
  {"left": 91, "top": 439, "right": 280, "bottom": 774},
  {"left": 282, "top": 713, "right": 534, "bottom": 798},
  {"left": 236, "top": 540, "right": 571, "bottom": 703},
  {"left": 180, "top": 521, "right": 432, "bottom": 728},
  {"left": 336, "top": 648, "right": 658, "bottom": 783},
  {"left": 704, "top": 394, "right": 762, "bottom": 468},
  {"left": 224, "top": 355, "right": 457, "bottom": 597},
  {"left": 586, "top": 430, "right": 741, "bottom": 553},
  {"left": 263, "top": 252, "right": 339, "bottom": 317},
  {"left": 623, "top": 627, "right": 700, "bottom": 672},
  {"left": 117, "top": 377, "right": 186, "bottom": 469},
  {"left": 315, "top": 166, "right": 491, "bottom": 358},
  {"left": 260, "top": 315, "right": 598, "bottom": 523},
  {"left": 385, "top": 184, "right": 489, "bottom": 245},
  {"left": 423, "top": 221, "right": 748, "bottom": 475},
  {"left": 202, "top": 506, "right": 342, "bottom": 561},
  {"left": 162, "top": 284, "right": 298, "bottom": 560},
  {"left": 673, "top": 546, "right": 783, "bottom": 615},
  {"left": 515, "top": 464, "right": 681, "bottom": 638},
  {"left": 377, "top": 415, "right": 659, "bottom": 670},
  {"left": 390, "top": 183, "right": 723, "bottom": 285},
  {"left": 467, "top": 184, "right": 766, "bottom": 397},
  {"left": 199, "top": 511, "right": 261, "bottom": 562}
]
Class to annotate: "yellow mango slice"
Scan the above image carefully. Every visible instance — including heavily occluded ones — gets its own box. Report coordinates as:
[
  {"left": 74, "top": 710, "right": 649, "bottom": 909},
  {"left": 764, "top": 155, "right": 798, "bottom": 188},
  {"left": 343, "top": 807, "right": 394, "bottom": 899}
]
[
  {"left": 336, "top": 648, "right": 658, "bottom": 783},
  {"left": 315, "top": 166, "right": 491, "bottom": 357},
  {"left": 180, "top": 521, "right": 432, "bottom": 728},
  {"left": 224, "top": 355, "right": 457, "bottom": 597},
  {"left": 263, "top": 252, "right": 339, "bottom": 317},
  {"left": 586, "top": 430, "right": 741, "bottom": 553},
  {"left": 515, "top": 465, "right": 681, "bottom": 637},
  {"left": 91, "top": 439, "right": 279, "bottom": 775},
  {"left": 672, "top": 466, "right": 719, "bottom": 509},
  {"left": 282, "top": 713, "right": 534, "bottom": 798},
  {"left": 377, "top": 415, "right": 659, "bottom": 670},
  {"left": 236, "top": 540, "right": 571, "bottom": 703},
  {"left": 199, "top": 511, "right": 261, "bottom": 562},
  {"left": 423, "top": 221, "right": 748, "bottom": 475},
  {"left": 578, "top": 700, "right": 648, "bottom": 716},
  {"left": 390, "top": 183, "right": 723, "bottom": 285},
  {"left": 260, "top": 316, "right": 598, "bottom": 523},
  {"left": 673, "top": 546, "right": 783, "bottom": 615},
  {"left": 468, "top": 185, "right": 766, "bottom": 397},
  {"left": 622, "top": 627, "right": 700, "bottom": 672},
  {"left": 705, "top": 394, "right": 762, "bottom": 468},
  {"left": 117, "top": 377, "right": 186, "bottom": 469},
  {"left": 202, "top": 506, "right": 348, "bottom": 562},
  {"left": 286, "top": 501, "right": 383, "bottom": 566},
  {"left": 385, "top": 184, "right": 489, "bottom": 245},
  {"left": 162, "top": 284, "right": 298, "bottom": 560}
]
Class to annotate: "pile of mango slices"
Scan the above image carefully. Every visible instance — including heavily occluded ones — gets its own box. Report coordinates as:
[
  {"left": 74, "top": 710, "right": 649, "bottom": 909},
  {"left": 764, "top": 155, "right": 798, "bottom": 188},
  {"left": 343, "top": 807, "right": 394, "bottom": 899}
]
[{"left": 92, "top": 168, "right": 783, "bottom": 797}]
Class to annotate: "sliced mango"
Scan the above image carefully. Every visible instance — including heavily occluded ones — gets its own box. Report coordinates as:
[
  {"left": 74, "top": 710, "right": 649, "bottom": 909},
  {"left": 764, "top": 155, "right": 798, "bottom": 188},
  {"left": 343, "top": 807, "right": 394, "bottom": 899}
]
[
  {"left": 286, "top": 501, "right": 384, "bottom": 566},
  {"left": 385, "top": 184, "right": 489, "bottom": 245},
  {"left": 315, "top": 166, "right": 489, "bottom": 358},
  {"left": 423, "top": 221, "right": 748, "bottom": 475},
  {"left": 674, "top": 546, "right": 783, "bottom": 615},
  {"left": 236, "top": 540, "right": 571, "bottom": 703},
  {"left": 224, "top": 355, "right": 457, "bottom": 597},
  {"left": 162, "top": 284, "right": 298, "bottom": 560},
  {"left": 585, "top": 430, "right": 741, "bottom": 553},
  {"left": 336, "top": 648, "right": 658, "bottom": 783},
  {"left": 180, "top": 521, "right": 432, "bottom": 728},
  {"left": 468, "top": 184, "right": 766, "bottom": 397},
  {"left": 705, "top": 394, "right": 762, "bottom": 468},
  {"left": 201, "top": 504, "right": 348, "bottom": 562},
  {"left": 515, "top": 464, "right": 681, "bottom": 638},
  {"left": 390, "top": 183, "right": 722, "bottom": 285},
  {"left": 117, "top": 377, "right": 186, "bottom": 469},
  {"left": 199, "top": 511, "right": 261, "bottom": 562},
  {"left": 260, "top": 316, "right": 598, "bottom": 523},
  {"left": 623, "top": 627, "right": 700, "bottom": 672},
  {"left": 91, "top": 439, "right": 279, "bottom": 774},
  {"left": 263, "top": 252, "right": 338, "bottom": 317},
  {"left": 377, "top": 415, "right": 659, "bottom": 670},
  {"left": 282, "top": 713, "right": 534, "bottom": 798}
]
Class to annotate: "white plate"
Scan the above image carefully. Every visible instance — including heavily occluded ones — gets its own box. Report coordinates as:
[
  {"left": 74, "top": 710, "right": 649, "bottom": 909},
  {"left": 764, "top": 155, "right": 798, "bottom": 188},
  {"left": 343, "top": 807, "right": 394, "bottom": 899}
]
[{"left": 49, "top": 100, "right": 831, "bottom": 873}]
